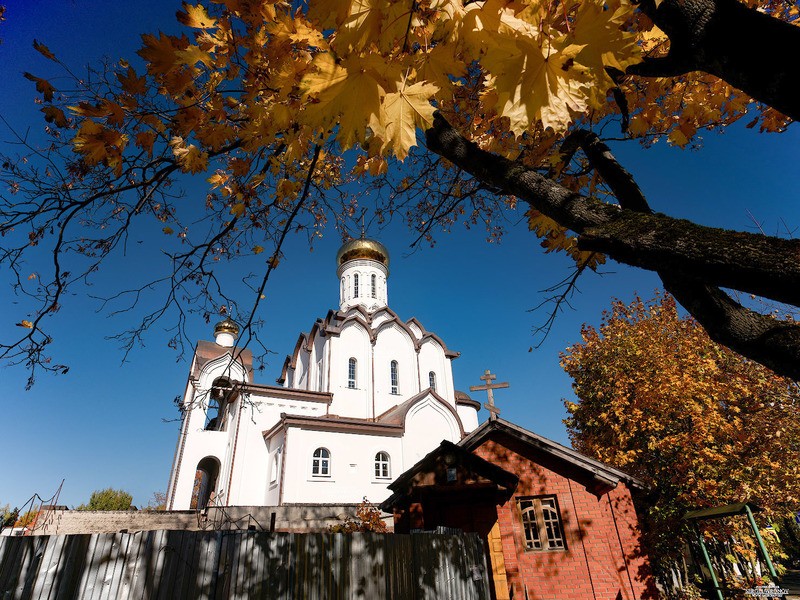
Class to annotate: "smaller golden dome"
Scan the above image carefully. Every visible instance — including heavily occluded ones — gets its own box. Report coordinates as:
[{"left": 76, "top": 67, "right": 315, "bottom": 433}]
[
  {"left": 214, "top": 317, "right": 240, "bottom": 337},
  {"left": 336, "top": 238, "right": 390, "bottom": 268}
]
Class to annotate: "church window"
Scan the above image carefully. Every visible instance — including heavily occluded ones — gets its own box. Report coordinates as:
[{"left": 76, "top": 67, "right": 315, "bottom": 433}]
[
  {"left": 354, "top": 274, "right": 359, "bottom": 297},
  {"left": 312, "top": 447, "right": 331, "bottom": 477},
  {"left": 390, "top": 360, "right": 399, "bottom": 394},
  {"left": 429, "top": 371, "right": 437, "bottom": 392},
  {"left": 205, "top": 377, "right": 233, "bottom": 431},
  {"left": 348, "top": 358, "right": 357, "bottom": 389},
  {"left": 270, "top": 447, "right": 282, "bottom": 484},
  {"left": 518, "top": 496, "right": 565, "bottom": 551},
  {"left": 374, "top": 452, "right": 391, "bottom": 478},
  {"left": 191, "top": 457, "right": 220, "bottom": 510},
  {"left": 371, "top": 274, "right": 377, "bottom": 298}
]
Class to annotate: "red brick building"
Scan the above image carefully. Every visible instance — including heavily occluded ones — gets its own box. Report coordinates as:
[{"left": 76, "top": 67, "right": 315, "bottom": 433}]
[{"left": 381, "top": 418, "right": 656, "bottom": 600}]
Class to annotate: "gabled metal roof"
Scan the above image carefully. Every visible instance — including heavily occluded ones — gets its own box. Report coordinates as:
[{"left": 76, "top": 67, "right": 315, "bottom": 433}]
[{"left": 459, "top": 418, "right": 647, "bottom": 490}]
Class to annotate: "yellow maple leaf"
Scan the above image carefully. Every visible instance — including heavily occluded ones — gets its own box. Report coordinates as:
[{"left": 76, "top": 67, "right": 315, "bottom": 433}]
[
  {"left": 300, "top": 53, "right": 386, "bottom": 149},
  {"left": 334, "top": 0, "right": 383, "bottom": 52},
  {"left": 308, "top": 0, "right": 355, "bottom": 30},
  {"left": 230, "top": 203, "right": 246, "bottom": 217},
  {"left": 117, "top": 66, "right": 147, "bottom": 95},
  {"left": 138, "top": 32, "right": 186, "bottom": 75},
  {"left": 482, "top": 36, "right": 588, "bottom": 134},
  {"left": 169, "top": 136, "right": 209, "bottom": 173},
  {"left": 253, "top": 245, "right": 265, "bottom": 254},
  {"left": 415, "top": 44, "right": 466, "bottom": 96},
  {"left": 380, "top": 79, "right": 438, "bottom": 160},
  {"left": 73, "top": 120, "right": 112, "bottom": 164},
  {"left": 177, "top": 3, "right": 217, "bottom": 28},
  {"left": 175, "top": 45, "right": 214, "bottom": 68},
  {"left": 17, "top": 320, "right": 34, "bottom": 329},
  {"left": 163, "top": 226, "right": 174, "bottom": 235},
  {"left": 135, "top": 131, "right": 157, "bottom": 155},
  {"left": 571, "top": 0, "right": 641, "bottom": 83}
]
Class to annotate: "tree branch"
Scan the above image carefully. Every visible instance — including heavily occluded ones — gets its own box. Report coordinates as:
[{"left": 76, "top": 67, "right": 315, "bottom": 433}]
[
  {"left": 633, "top": 0, "right": 800, "bottom": 121},
  {"left": 426, "top": 112, "right": 800, "bottom": 379},
  {"left": 426, "top": 113, "right": 800, "bottom": 306}
]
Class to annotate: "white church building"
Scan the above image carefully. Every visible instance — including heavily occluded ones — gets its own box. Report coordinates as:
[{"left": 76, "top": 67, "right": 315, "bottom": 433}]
[{"left": 165, "top": 238, "right": 482, "bottom": 510}]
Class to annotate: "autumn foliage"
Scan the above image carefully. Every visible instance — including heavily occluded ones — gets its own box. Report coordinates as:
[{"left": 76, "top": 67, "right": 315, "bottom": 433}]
[
  {"left": 561, "top": 293, "right": 800, "bottom": 582},
  {"left": 328, "top": 497, "right": 389, "bottom": 533},
  {"left": 5, "top": 0, "right": 800, "bottom": 381}
]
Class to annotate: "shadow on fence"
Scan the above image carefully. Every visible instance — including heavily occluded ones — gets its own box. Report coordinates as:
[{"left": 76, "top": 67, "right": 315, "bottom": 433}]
[{"left": 0, "top": 530, "right": 490, "bottom": 599}]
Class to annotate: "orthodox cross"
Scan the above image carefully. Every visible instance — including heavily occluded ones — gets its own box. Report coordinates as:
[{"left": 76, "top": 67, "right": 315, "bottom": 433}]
[{"left": 469, "top": 369, "right": 509, "bottom": 421}]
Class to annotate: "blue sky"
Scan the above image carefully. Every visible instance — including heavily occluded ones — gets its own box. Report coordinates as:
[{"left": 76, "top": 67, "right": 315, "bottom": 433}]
[{"left": 1, "top": 0, "right": 798, "bottom": 510}]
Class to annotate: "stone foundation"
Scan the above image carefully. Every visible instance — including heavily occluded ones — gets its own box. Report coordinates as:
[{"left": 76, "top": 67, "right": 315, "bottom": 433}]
[{"left": 27, "top": 504, "right": 383, "bottom": 536}]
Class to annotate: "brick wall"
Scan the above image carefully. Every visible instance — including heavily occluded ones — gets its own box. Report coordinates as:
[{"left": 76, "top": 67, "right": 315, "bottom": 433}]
[
  {"left": 474, "top": 438, "right": 654, "bottom": 600},
  {"left": 27, "top": 504, "right": 383, "bottom": 536}
]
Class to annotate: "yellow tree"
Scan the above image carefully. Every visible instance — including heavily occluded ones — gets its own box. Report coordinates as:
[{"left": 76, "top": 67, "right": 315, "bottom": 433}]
[
  {"left": 3, "top": 0, "right": 800, "bottom": 381},
  {"left": 561, "top": 293, "right": 800, "bottom": 585}
]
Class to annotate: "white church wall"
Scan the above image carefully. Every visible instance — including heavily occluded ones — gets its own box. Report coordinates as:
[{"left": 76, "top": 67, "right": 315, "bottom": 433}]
[
  {"left": 264, "top": 431, "right": 285, "bottom": 505},
  {"left": 170, "top": 355, "right": 250, "bottom": 510},
  {"left": 456, "top": 404, "right": 480, "bottom": 433},
  {"left": 226, "top": 394, "right": 328, "bottom": 506},
  {"left": 291, "top": 346, "right": 306, "bottom": 389},
  {"left": 402, "top": 397, "right": 461, "bottom": 466},
  {"left": 417, "top": 339, "right": 452, "bottom": 404},
  {"left": 280, "top": 428, "right": 403, "bottom": 504},
  {"left": 372, "top": 324, "right": 418, "bottom": 416},
  {"left": 311, "top": 333, "right": 326, "bottom": 392},
  {"left": 327, "top": 323, "right": 371, "bottom": 418},
  {"left": 170, "top": 428, "right": 229, "bottom": 509}
]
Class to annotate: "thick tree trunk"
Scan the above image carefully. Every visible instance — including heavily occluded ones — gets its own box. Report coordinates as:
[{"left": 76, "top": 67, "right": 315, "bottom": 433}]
[
  {"left": 632, "top": 0, "right": 800, "bottom": 121},
  {"left": 426, "top": 114, "right": 800, "bottom": 306},
  {"left": 425, "top": 113, "right": 800, "bottom": 380}
]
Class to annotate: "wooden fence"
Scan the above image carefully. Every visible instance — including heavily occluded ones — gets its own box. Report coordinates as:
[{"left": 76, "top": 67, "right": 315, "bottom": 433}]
[{"left": 0, "top": 530, "right": 490, "bottom": 599}]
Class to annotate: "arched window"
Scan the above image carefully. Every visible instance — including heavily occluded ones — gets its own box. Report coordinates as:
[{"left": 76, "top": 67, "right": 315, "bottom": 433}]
[
  {"left": 390, "top": 360, "right": 399, "bottom": 394},
  {"left": 348, "top": 358, "right": 357, "bottom": 389},
  {"left": 270, "top": 448, "right": 281, "bottom": 484},
  {"left": 374, "top": 451, "right": 391, "bottom": 478},
  {"left": 205, "top": 377, "right": 233, "bottom": 431},
  {"left": 312, "top": 447, "right": 331, "bottom": 477},
  {"left": 354, "top": 273, "right": 359, "bottom": 297},
  {"left": 371, "top": 274, "right": 377, "bottom": 298},
  {"left": 429, "top": 371, "right": 437, "bottom": 392},
  {"left": 191, "top": 456, "right": 220, "bottom": 510}
]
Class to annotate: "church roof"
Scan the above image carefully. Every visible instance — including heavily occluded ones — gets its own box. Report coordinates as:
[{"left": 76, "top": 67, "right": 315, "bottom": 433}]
[
  {"left": 454, "top": 391, "right": 480, "bottom": 410},
  {"left": 276, "top": 306, "right": 460, "bottom": 385},
  {"left": 376, "top": 388, "right": 465, "bottom": 436},
  {"left": 263, "top": 413, "right": 404, "bottom": 441},
  {"left": 380, "top": 440, "right": 519, "bottom": 511},
  {"left": 336, "top": 237, "right": 390, "bottom": 268},
  {"left": 459, "top": 418, "right": 646, "bottom": 491},
  {"left": 191, "top": 340, "right": 254, "bottom": 378}
]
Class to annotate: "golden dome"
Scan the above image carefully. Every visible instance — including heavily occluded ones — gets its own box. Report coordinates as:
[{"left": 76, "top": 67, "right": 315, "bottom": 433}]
[
  {"left": 213, "top": 317, "right": 240, "bottom": 337},
  {"left": 336, "top": 238, "right": 390, "bottom": 268}
]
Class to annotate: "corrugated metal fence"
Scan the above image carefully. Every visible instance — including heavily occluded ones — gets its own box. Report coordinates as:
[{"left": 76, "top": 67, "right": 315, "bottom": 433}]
[{"left": 0, "top": 530, "right": 490, "bottom": 599}]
